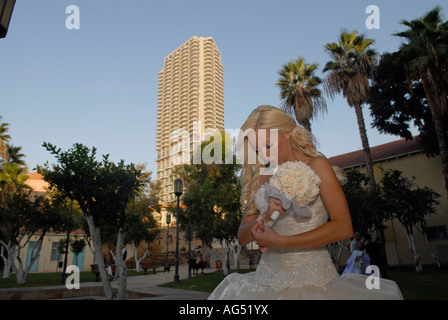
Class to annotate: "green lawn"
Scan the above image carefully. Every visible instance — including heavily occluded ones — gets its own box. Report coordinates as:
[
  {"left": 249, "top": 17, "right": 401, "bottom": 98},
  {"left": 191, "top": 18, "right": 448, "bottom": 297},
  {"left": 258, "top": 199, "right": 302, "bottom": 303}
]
[
  {"left": 160, "top": 269, "right": 254, "bottom": 293},
  {"left": 0, "top": 269, "right": 151, "bottom": 289},
  {"left": 387, "top": 265, "right": 448, "bottom": 300}
]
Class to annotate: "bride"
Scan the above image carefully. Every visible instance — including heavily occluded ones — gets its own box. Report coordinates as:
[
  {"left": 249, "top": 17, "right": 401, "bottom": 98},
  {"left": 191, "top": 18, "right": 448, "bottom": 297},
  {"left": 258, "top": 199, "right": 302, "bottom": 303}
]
[{"left": 208, "top": 105, "right": 403, "bottom": 300}]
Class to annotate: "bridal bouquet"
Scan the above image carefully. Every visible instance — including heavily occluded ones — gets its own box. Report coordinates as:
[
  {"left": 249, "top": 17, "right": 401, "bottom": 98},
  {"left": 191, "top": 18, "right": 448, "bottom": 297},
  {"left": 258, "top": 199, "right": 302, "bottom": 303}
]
[
  {"left": 258, "top": 161, "right": 321, "bottom": 226},
  {"left": 270, "top": 161, "right": 321, "bottom": 207}
]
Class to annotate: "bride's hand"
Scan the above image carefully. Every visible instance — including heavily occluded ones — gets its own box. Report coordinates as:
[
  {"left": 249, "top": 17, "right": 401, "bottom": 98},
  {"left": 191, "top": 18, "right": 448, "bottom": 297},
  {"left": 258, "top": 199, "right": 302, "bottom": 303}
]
[
  {"left": 260, "top": 197, "right": 286, "bottom": 225},
  {"left": 251, "top": 220, "right": 269, "bottom": 253},
  {"left": 252, "top": 219, "right": 282, "bottom": 253}
]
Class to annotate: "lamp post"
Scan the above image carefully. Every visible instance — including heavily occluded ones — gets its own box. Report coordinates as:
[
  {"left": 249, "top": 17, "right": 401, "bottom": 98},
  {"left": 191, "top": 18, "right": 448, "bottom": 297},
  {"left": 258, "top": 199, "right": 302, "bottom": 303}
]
[
  {"left": 0, "top": 0, "right": 16, "bottom": 39},
  {"left": 165, "top": 214, "right": 171, "bottom": 271},
  {"left": 173, "top": 179, "right": 183, "bottom": 284}
]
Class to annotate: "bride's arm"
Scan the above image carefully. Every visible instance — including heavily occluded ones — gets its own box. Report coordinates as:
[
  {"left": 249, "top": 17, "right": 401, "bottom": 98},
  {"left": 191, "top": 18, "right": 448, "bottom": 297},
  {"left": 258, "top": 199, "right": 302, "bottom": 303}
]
[
  {"left": 238, "top": 174, "right": 274, "bottom": 246},
  {"left": 253, "top": 156, "right": 353, "bottom": 249},
  {"left": 238, "top": 212, "right": 259, "bottom": 246}
]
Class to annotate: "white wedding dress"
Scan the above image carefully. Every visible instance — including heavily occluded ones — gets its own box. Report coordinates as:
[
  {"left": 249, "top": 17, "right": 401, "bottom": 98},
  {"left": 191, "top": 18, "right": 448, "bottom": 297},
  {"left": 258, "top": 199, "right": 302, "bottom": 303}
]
[{"left": 208, "top": 165, "right": 403, "bottom": 300}]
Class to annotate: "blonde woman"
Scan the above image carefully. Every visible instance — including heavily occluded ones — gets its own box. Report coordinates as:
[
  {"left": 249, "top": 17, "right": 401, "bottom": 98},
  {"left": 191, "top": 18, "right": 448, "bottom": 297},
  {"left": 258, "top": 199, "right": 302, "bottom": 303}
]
[{"left": 208, "top": 105, "right": 402, "bottom": 300}]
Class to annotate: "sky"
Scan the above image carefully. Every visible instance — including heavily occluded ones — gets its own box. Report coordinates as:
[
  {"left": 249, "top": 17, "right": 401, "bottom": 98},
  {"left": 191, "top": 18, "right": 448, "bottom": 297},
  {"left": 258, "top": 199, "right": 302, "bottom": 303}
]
[{"left": 1, "top": 0, "right": 446, "bottom": 178}]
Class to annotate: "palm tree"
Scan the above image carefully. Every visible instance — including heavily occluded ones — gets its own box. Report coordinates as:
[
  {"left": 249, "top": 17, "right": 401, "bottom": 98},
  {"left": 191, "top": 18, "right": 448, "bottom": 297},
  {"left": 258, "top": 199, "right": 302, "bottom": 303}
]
[
  {"left": 0, "top": 116, "right": 11, "bottom": 164},
  {"left": 323, "top": 30, "right": 378, "bottom": 191},
  {"left": 394, "top": 6, "right": 448, "bottom": 199},
  {"left": 7, "top": 145, "right": 26, "bottom": 166},
  {"left": 0, "top": 163, "right": 29, "bottom": 201},
  {"left": 276, "top": 56, "right": 327, "bottom": 132}
]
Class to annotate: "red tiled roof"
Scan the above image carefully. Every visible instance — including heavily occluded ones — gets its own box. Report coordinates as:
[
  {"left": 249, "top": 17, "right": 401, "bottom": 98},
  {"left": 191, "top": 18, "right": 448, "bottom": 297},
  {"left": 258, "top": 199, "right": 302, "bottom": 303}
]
[
  {"left": 328, "top": 136, "right": 422, "bottom": 169},
  {"left": 27, "top": 172, "right": 44, "bottom": 180}
]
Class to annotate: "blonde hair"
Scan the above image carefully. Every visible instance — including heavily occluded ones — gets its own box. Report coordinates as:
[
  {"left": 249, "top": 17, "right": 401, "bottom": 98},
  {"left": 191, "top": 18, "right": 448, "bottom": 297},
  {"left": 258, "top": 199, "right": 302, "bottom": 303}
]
[{"left": 239, "top": 105, "right": 320, "bottom": 217}]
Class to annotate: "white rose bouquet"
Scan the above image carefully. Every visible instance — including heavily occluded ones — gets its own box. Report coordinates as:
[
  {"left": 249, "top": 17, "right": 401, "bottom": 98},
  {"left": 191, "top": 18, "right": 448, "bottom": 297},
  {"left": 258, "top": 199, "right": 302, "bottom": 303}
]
[
  {"left": 258, "top": 161, "right": 321, "bottom": 226},
  {"left": 270, "top": 161, "right": 321, "bottom": 207}
]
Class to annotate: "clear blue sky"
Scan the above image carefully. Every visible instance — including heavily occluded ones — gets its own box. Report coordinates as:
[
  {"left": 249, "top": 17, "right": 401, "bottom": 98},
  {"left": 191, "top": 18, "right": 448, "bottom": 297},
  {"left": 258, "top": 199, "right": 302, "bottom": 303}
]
[{"left": 1, "top": 0, "right": 446, "bottom": 177}]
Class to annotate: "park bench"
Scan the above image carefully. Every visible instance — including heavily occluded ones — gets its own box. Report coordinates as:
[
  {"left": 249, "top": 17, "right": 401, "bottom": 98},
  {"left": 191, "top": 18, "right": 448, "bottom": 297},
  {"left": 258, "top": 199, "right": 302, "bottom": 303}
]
[
  {"left": 149, "top": 255, "right": 176, "bottom": 272},
  {"left": 140, "top": 261, "right": 156, "bottom": 275},
  {"left": 188, "top": 259, "right": 209, "bottom": 274}
]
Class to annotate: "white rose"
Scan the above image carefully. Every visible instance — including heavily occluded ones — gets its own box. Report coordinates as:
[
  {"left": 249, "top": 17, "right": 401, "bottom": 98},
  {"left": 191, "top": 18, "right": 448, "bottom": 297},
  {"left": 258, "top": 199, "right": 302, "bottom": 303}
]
[
  {"left": 283, "top": 185, "right": 294, "bottom": 197},
  {"left": 303, "top": 175, "right": 320, "bottom": 204},
  {"left": 294, "top": 177, "right": 309, "bottom": 196},
  {"left": 280, "top": 172, "right": 296, "bottom": 187},
  {"left": 270, "top": 176, "right": 282, "bottom": 191}
]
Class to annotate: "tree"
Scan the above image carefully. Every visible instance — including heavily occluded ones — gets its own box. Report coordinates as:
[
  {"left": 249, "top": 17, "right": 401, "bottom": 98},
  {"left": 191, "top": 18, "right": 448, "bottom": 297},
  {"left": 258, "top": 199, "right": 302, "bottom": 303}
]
[
  {"left": 369, "top": 51, "right": 444, "bottom": 157},
  {"left": 177, "top": 131, "right": 242, "bottom": 275},
  {"left": 0, "top": 120, "right": 39, "bottom": 281},
  {"left": 0, "top": 116, "right": 11, "bottom": 164},
  {"left": 342, "top": 170, "right": 388, "bottom": 237},
  {"left": 323, "top": 30, "right": 379, "bottom": 191},
  {"left": 70, "top": 237, "right": 86, "bottom": 267},
  {"left": 7, "top": 145, "right": 26, "bottom": 167},
  {"left": 37, "top": 143, "right": 145, "bottom": 299},
  {"left": 382, "top": 169, "right": 440, "bottom": 272},
  {"left": 0, "top": 117, "right": 28, "bottom": 202},
  {"left": 124, "top": 189, "right": 161, "bottom": 273},
  {"left": 210, "top": 202, "right": 243, "bottom": 272},
  {"left": 0, "top": 187, "right": 68, "bottom": 284},
  {"left": 0, "top": 163, "right": 29, "bottom": 201},
  {"left": 340, "top": 170, "right": 389, "bottom": 273},
  {"left": 276, "top": 56, "right": 327, "bottom": 131},
  {"left": 394, "top": 6, "right": 448, "bottom": 199}
]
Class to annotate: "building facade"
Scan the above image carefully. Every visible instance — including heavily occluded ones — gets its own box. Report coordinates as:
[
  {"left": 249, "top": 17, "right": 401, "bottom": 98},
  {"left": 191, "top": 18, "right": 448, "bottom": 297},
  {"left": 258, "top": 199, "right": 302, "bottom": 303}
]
[
  {"left": 155, "top": 36, "right": 224, "bottom": 204},
  {"left": 18, "top": 173, "right": 95, "bottom": 273},
  {"left": 329, "top": 137, "right": 448, "bottom": 267}
]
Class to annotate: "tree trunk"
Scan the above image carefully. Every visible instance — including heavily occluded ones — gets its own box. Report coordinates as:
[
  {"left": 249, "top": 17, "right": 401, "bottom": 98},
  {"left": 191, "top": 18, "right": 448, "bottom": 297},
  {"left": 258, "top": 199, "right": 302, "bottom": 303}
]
[
  {"left": 13, "top": 236, "right": 44, "bottom": 285},
  {"left": 230, "top": 243, "right": 242, "bottom": 270},
  {"left": 206, "top": 242, "right": 230, "bottom": 276},
  {"left": 115, "top": 228, "right": 128, "bottom": 300},
  {"left": 85, "top": 215, "right": 114, "bottom": 299},
  {"left": 353, "top": 103, "right": 377, "bottom": 191},
  {"left": 406, "top": 229, "right": 422, "bottom": 272},
  {"left": 11, "top": 245, "right": 25, "bottom": 285},
  {"left": 134, "top": 245, "right": 149, "bottom": 273},
  {"left": 421, "top": 68, "right": 448, "bottom": 200},
  {"left": 302, "top": 118, "right": 312, "bottom": 133},
  {"left": 0, "top": 241, "right": 12, "bottom": 279},
  {"left": 423, "top": 232, "right": 441, "bottom": 267},
  {"left": 432, "top": 115, "right": 448, "bottom": 200},
  {"left": 353, "top": 103, "right": 390, "bottom": 270}
]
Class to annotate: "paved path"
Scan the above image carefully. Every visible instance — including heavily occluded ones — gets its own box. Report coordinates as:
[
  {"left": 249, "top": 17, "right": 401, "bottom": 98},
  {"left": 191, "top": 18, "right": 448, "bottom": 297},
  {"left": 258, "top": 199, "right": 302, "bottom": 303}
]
[{"left": 112, "top": 265, "right": 211, "bottom": 300}]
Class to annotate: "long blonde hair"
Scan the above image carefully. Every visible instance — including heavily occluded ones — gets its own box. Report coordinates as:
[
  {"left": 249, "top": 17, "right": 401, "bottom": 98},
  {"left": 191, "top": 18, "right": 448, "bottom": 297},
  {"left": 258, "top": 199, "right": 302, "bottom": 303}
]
[{"left": 239, "top": 105, "right": 320, "bottom": 217}]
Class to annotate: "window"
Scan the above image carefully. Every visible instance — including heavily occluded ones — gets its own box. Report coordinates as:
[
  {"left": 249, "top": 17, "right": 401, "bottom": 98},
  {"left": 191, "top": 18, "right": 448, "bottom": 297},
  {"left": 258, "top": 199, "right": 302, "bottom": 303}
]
[
  {"left": 426, "top": 226, "right": 448, "bottom": 241},
  {"left": 51, "top": 242, "right": 62, "bottom": 261}
]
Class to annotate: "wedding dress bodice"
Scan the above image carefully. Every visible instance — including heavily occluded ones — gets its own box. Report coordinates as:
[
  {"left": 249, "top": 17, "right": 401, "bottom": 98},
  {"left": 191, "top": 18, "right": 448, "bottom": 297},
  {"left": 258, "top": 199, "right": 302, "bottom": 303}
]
[{"left": 253, "top": 177, "right": 339, "bottom": 291}]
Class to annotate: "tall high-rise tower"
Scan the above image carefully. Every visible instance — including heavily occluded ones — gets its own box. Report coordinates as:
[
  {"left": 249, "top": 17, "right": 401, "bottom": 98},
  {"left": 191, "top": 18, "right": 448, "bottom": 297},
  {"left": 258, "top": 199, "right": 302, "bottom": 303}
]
[{"left": 155, "top": 36, "right": 224, "bottom": 202}]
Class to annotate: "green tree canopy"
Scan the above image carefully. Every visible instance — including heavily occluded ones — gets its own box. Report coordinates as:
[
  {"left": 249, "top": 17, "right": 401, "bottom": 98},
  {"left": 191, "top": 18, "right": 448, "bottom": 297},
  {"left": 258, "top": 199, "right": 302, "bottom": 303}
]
[{"left": 37, "top": 142, "right": 146, "bottom": 299}]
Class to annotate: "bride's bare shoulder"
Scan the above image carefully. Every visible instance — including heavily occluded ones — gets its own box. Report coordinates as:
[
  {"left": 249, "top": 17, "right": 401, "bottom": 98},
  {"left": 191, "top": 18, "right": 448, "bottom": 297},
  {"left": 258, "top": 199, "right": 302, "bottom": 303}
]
[{"left": 308, "top": 155, "right": 334, "bottom": 177}]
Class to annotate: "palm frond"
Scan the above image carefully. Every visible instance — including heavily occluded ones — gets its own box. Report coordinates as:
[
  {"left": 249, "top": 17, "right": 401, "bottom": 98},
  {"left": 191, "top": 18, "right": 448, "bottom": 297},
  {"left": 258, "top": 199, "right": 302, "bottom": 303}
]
[{"left": 276, "top": 56, "right": 327, "bottom": 128}]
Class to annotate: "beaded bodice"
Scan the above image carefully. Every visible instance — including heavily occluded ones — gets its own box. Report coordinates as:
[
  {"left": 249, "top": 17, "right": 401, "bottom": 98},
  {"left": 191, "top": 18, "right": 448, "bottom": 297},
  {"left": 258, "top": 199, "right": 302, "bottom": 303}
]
[{"left": 253, "top": 167, "right": 339, "bottom": 291}]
